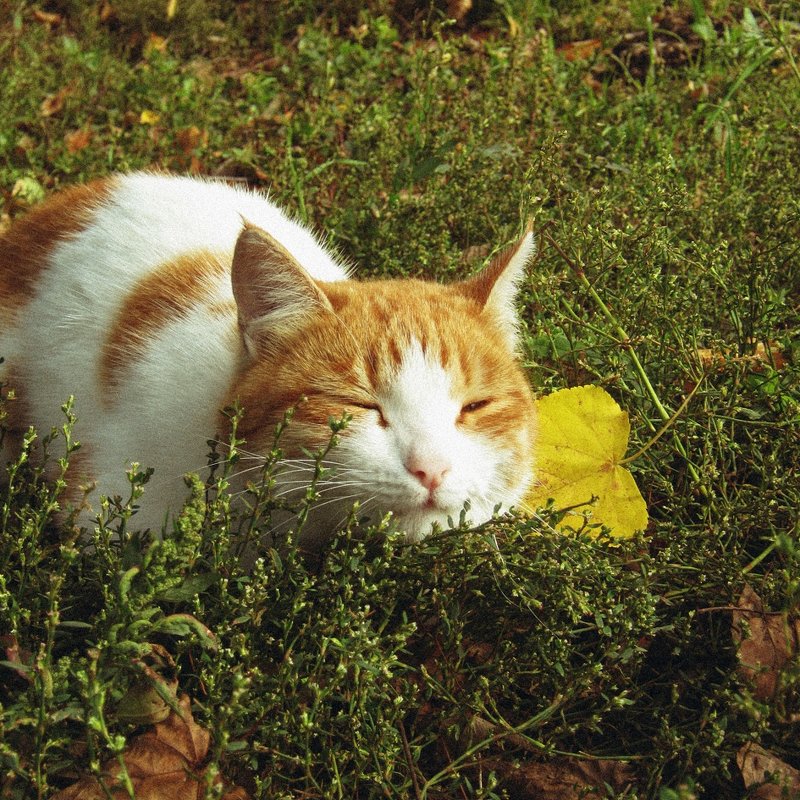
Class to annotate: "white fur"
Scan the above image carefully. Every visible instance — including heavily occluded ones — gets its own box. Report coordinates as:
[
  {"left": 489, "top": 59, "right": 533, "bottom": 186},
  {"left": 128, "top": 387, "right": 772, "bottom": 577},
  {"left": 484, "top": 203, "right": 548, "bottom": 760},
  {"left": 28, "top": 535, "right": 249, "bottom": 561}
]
[
  {"left": 275, "top": 339, "right": 525, "bottom": 547},
  {"left": 0, "top": 174, "right": 348, "bottom": 532},
  {"left": 483, "top": 230, "right": 536, "bottom": 352}
]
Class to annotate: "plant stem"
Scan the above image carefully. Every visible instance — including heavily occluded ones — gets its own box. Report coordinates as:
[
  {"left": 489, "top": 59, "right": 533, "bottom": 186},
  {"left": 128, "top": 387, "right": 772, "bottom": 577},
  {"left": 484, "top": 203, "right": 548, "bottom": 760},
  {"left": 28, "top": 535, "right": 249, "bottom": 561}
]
[{"left": 545, "top": 232, "right": 702, "bottom": 485}]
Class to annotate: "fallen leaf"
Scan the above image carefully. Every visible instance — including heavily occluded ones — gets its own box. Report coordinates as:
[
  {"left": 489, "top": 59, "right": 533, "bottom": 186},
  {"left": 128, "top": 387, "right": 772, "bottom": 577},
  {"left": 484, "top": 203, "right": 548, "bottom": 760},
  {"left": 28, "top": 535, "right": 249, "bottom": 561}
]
[
  {"left": 557, "top": 39, "right": 602, "bottom": 61},
  {"left": 65, "top": 128, "right": 92, "bottom": 153},
  {"left": 140, "top": 110, "right": 161, "bottom": 126},
  {"left": 40, "top": 87, "right": 70, "bottom": 118},
  {"left": 0, "top": 634, "right": 32, "bottom": 685},
  {"left": 732, "top": 584, "right": 800, "bottom": 702},
  {"left": 753, "top": 341, "right": 787, "bottom": 370},
  {"left": 737, "top": 743, "right": 800, "bottom": 799},
  {"left": 697, "top": 341, "right": 787, "bottom": 370},
  {"left": 33, "top": 9, "right": 63, "bottom": 26},
  {"left": 116, "top": 680, "right": 174, "bottom": 726},
  {"left": 51, "top": 695, "right": 248, "bottom": 800},
  {"left": 523, "top": 385, "right": 649, "bottom": 538},
  {"left": 498, "top": 757, "right": 637, "bottom": 799},
  {"left": 175, "top": 125, "right": 207, "bottom": 154}
]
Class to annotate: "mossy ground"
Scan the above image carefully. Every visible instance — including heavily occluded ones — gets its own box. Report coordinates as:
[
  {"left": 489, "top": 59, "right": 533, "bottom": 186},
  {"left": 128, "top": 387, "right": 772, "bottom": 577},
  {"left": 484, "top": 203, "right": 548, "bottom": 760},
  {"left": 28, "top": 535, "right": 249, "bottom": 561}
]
[{"left": 1, "top": 1, "right": 799, "bottom": 798}]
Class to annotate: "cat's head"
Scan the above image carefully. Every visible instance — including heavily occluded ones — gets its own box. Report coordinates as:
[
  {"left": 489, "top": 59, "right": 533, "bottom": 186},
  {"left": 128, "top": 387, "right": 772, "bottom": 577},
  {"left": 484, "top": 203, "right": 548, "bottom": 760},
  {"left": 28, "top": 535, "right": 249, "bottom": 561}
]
[{"left": 227, "top": 224, "right": 537, "bottom": 546}]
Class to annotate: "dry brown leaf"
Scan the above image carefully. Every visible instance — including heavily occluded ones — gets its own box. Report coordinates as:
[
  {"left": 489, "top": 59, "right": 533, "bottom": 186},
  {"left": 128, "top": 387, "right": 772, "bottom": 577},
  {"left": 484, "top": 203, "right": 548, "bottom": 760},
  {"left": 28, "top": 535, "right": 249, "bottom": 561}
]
[
  {"left": 498, "top": 757, "right": 637, "bottom": 799},
  {"left": 175, "top": 126, "right": 208, "bottom": 155},
  {"left": 40, "top": 87, "right": 71, "bottom": 118},
  {"left": 557, "top": 39, "right": 602, "bottom": 62},
  {"left": 65, "top": 128, "right": 92, "bottom": 153},
  {"left": 33, "top": 9, "right": 63, "bottom": 26},
  {"left": 447, "top": 0, "right": 472, "bottom": 23},
  {"left": 0, "top": 634, "right": 32, "bottom": 685},
  {"left": 732, "top": 584, "right": 800, "bottom": 701},
  {"left": 697, "top": 341, "right": 787, "bottom": 370},
  {"left": 51, "top": 695, "right": 248, "bottom": 800},
  {"left": 738, "top": 743, "right": 800, "bottom": 799},
  {"left": 752, "top": 341, "right": 787, "bottom": 370},
  {"left": 462, "top": 715, "right": 637, "bottom": 798}
]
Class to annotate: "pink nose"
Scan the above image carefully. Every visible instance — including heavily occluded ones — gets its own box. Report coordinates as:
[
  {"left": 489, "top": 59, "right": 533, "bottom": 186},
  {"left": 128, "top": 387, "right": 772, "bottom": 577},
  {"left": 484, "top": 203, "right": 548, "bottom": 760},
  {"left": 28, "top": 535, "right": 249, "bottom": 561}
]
[{"left": 405, "top": 453, "right": 451, "bottom": 492}]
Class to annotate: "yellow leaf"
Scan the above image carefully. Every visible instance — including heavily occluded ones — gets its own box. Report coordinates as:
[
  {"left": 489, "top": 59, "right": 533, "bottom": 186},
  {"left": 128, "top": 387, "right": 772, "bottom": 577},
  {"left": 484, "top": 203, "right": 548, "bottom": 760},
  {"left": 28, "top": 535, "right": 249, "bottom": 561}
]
[
  {"left": 166, "top": 0, "right": 178, "bottom": 20},
  {"left": 523, "top": 385, "right": 648, "bottom": 538},
  {"left": 140, "top": 109, "right": 160, "bottom": 125}
]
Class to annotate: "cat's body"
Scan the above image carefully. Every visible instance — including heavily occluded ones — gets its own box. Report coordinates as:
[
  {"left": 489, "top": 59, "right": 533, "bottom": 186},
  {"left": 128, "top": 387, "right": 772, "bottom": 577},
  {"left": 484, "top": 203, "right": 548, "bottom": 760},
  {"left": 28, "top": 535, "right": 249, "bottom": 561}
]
[{"left": 0, "top": 173, "right": 536, "bottom": 547}]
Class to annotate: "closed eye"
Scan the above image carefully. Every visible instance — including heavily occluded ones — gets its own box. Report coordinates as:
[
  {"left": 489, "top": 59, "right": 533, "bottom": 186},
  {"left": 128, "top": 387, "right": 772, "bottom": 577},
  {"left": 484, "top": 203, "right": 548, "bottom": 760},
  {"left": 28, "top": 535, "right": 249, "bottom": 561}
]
[
  {"left": 461, "top": 399, "right": 492, "bottom": 414},
  {"left": 350, "top": 401, "right": 389, "bottom": 428}
]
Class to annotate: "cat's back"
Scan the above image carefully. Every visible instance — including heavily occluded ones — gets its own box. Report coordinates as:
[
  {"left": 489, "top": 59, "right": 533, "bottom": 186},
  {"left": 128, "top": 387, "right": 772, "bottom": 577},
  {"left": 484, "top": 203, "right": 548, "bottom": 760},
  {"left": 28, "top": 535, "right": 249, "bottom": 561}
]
[
  {"left": 1, "top": 173, "right": 347, "bottom": 352},
  {"left": 0, "top": 174, "right": 348, "bottom": 524},
  {"left": 1, "top": 173, "right": 344, "bottom": 311}
]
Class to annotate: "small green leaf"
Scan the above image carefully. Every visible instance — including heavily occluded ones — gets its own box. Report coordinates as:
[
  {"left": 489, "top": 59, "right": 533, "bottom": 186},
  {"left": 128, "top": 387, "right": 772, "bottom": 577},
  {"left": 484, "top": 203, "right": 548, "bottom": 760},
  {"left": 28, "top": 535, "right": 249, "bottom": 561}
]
[
  {"left": 152, "top": 614, "right": 219, "bottom": 650},
  {"left": 157, "top": 573, "right": 217, "bottom": 602}
]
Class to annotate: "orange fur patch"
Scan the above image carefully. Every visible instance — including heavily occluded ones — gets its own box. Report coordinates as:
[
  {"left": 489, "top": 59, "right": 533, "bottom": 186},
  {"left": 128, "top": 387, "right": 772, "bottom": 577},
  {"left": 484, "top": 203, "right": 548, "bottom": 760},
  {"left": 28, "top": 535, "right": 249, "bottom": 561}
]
[
  {"left": 224, "top": 276, "right": 536, "bottom": 459},
  {"left": 99, "top": 250, "right": 229, "bottom": 398},
  {"left": 208, "top": 299, "right": 237, "bottom": 319},
  {"left": 0, "top": 178, "right": 115, "bottom": 327}
]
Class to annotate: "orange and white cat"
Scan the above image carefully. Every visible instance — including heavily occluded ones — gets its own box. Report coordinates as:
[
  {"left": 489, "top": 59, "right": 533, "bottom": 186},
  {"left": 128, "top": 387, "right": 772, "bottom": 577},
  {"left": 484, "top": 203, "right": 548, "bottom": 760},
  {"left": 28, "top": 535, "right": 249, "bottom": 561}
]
[{"left": 0, "top": 173, "right": 536, "bottom": 547}]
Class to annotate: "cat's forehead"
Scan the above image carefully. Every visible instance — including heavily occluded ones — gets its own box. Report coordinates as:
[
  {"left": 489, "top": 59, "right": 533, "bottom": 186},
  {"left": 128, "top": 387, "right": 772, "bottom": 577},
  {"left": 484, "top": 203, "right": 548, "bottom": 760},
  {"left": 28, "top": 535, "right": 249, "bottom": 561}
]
[
  {"left": 300, "top": 277, "right": 513, "bottom": 395},
  {"left": 325, "top": 276, "right": 475, "bottom": 320},
  {"left": 326, "top": 277, "right": 489, "bottom": 348}
]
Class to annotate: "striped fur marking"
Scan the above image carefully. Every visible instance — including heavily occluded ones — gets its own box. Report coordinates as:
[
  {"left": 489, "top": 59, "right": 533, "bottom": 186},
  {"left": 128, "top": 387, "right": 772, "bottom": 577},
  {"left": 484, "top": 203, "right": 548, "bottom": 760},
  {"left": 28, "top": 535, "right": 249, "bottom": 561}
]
[
  {"left": 99, "top": 250, "right": 229, "bottom": 398},
  {"left": 0, "top": 179, "right": 114, "bottom": 326}
]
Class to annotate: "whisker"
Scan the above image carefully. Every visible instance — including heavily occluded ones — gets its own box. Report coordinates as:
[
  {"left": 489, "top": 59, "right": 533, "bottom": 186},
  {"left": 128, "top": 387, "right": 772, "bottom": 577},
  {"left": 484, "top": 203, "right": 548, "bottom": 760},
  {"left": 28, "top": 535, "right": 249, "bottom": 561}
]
[
  {"left": 207, "top": 439, "right": 266, "bottom": 461},
  {"left": 179, "top": 453, "right": 266, "bottom": 478},
  {"left": 271, "top": 483, "right": 371, "bottom": 505},
  {"left": 265, "top": 490, "right": 371, "bottom": 538},
  {"left": 226, "top": 463, "right": 274, "bottom": 483},
  {"left": 331, "top": 496, "right": 378, "bottom": 532},
  {"left": 272, "top": 478, "right": 372, "bottom": 492},
  {"left": 272, "top": 465, "right": 362, "bottom": 479}
]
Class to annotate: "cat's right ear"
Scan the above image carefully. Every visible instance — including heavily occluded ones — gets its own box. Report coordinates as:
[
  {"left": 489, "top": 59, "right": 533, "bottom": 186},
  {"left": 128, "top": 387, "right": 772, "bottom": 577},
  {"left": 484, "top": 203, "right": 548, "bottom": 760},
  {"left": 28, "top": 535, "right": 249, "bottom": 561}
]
[
  {"left": 459, "top": 228, "right": 536, "bottom": 351},
  {"left": 231, "top": 223, "right": 333, "bottom": 356}
]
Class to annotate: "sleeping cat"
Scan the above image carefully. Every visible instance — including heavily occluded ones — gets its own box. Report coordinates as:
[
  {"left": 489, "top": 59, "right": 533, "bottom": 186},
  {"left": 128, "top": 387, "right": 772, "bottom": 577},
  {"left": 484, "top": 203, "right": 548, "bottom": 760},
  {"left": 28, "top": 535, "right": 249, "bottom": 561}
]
[{"left": 0, "top": 173, "right": 537, "bottom": 548}]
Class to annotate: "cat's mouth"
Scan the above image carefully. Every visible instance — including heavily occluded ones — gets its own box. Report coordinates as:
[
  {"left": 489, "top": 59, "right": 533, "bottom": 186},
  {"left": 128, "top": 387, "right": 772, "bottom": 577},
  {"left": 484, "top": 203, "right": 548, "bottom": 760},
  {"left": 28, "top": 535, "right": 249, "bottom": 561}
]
[{"left": 423, "top": 492, "right": 452, "bottom": 513}]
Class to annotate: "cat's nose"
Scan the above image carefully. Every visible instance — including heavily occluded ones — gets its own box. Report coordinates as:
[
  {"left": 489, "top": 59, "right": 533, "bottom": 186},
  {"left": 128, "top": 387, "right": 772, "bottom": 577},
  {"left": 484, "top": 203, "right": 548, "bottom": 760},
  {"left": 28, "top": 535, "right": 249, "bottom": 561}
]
[{"left": 405, "top": 453, "right": 451, "bottom": 492}]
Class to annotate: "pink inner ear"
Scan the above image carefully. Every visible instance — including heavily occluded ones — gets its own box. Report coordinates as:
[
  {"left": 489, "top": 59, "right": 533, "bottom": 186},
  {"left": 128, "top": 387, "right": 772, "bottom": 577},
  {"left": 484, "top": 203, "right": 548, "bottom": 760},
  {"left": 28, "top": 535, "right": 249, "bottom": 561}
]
[
  {"left": 460, "top": 231, "right": 535, "bottom": 306},
  {"left": 458, "top": 231, "right": 536, "bottom": 349}
]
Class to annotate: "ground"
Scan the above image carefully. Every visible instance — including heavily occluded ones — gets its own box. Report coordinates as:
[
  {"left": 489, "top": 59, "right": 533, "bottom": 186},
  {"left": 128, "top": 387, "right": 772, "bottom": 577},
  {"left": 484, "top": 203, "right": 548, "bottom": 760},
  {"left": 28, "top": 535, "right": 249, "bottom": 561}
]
[{"left": 1, "top": 1, "right": 799, "bottom": 798}]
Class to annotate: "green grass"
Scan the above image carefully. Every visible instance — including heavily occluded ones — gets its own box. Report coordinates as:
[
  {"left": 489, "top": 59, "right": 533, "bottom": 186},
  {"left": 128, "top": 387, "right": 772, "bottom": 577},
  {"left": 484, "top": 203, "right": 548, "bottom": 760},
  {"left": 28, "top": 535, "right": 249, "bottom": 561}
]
[{"left": 1, "top": 1, "right": 799, "bottom": 797}]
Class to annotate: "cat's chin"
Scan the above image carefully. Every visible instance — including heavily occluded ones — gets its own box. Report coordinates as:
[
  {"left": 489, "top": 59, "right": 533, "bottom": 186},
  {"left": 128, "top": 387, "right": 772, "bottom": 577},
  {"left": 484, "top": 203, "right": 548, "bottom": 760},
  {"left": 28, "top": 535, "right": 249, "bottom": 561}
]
[{"left": 387, "top": 505, "right": 482, "bottom": 543}]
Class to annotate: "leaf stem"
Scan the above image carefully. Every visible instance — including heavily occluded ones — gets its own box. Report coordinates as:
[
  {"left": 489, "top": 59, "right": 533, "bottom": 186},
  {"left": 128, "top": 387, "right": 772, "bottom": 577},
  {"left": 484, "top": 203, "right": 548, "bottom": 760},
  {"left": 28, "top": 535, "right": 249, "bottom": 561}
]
[
  {"left": 545, "top": 232, "right": 702, "bottom": 485},
  {"left": 620, "top": 377, "right": 705, "bottom": 465}
]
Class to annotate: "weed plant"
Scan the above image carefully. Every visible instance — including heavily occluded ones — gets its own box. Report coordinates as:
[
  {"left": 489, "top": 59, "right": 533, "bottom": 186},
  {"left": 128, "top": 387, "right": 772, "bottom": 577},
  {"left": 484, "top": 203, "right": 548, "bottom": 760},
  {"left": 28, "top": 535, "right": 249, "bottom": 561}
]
[{"left": 1, "top": 1, "right": 799, "bottom": 797}]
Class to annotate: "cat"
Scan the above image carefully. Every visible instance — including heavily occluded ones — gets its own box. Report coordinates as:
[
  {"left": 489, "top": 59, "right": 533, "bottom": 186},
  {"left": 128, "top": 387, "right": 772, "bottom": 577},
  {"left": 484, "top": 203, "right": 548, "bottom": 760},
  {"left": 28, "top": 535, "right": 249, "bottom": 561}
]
[{"left": 0, "top": 172, "right": 537, "bottom": 548}]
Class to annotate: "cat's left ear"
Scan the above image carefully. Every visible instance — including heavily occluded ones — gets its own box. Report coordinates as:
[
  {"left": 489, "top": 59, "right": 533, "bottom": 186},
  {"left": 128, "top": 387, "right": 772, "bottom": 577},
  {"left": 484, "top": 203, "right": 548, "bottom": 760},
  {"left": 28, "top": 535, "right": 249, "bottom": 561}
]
[
  {"left": 459, "top": 228, "right": 536, "bottom": 351},
  {"left": 231, "top": 223, "right": 333, "bottom": 356}
]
